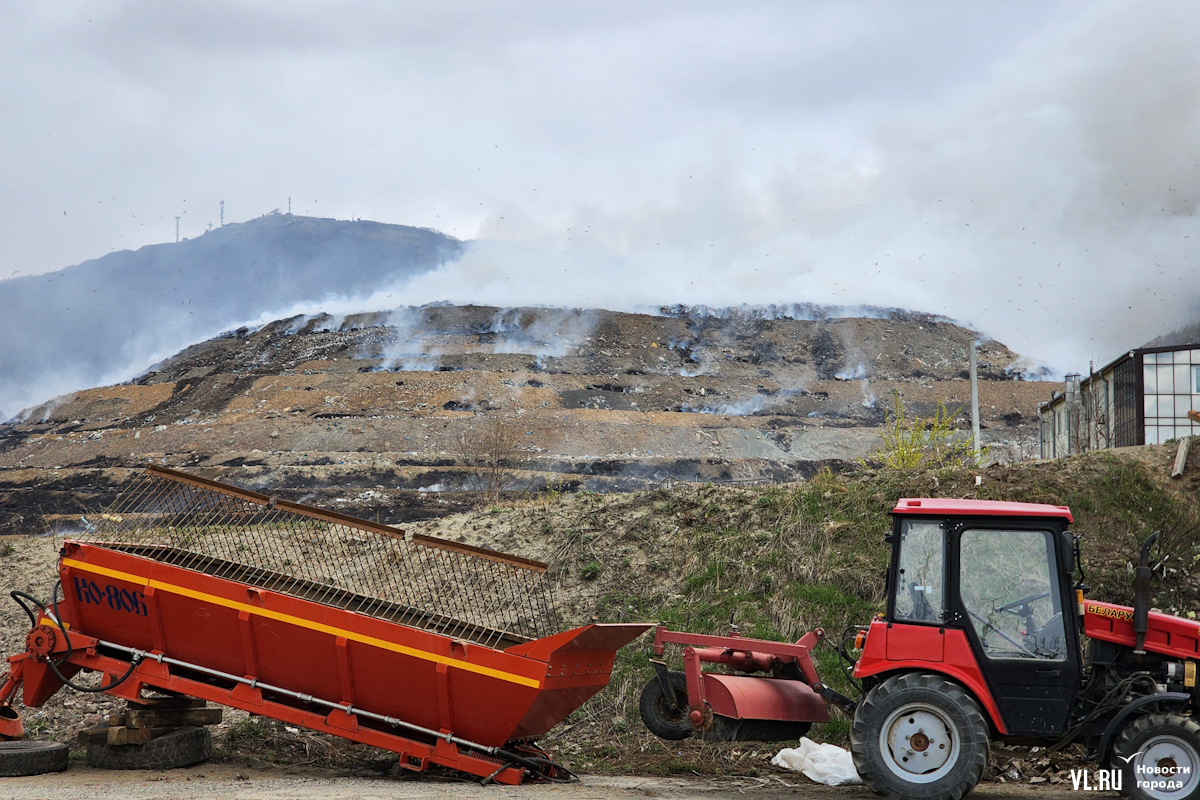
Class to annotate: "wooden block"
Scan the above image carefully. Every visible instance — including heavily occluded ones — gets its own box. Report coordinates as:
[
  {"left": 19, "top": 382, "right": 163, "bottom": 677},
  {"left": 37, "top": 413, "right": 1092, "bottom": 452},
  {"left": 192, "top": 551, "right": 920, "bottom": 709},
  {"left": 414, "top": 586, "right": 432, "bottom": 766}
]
[
  {"left": 127, "top": 696, "right": 206, "bottom": 710},
  {"left": 1190, "top": 410, "right": 1200, "bottom": 423},
  {"left": 107, "top": 712, "right": 127, "bottom": 727},
  {"left": 126, "top": 707, "right": 222, "bottom": 729},
  {"left": 1172, "top": 437, "right": 1191, "bottom": 478},
  {"left": 77, "top": 723, "right": 110, "bottom": 746},
  {"left": 106, "top": 725, "right": 175, "bottom": 745}
]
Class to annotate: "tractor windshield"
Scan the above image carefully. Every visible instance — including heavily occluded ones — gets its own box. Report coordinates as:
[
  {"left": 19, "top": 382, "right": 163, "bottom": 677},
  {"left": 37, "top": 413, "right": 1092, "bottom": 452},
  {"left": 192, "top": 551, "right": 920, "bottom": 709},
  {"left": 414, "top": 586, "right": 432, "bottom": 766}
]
[{"left": 958, "top": 529, "right": 1067, "bottom": 660}]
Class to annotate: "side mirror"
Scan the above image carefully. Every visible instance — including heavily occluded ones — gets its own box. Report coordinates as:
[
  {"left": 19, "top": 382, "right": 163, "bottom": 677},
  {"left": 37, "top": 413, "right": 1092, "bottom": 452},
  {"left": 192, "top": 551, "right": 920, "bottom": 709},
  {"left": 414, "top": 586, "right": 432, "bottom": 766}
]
[{"left": 1059, "top": 531, "right": 1075, "bottom": 577}]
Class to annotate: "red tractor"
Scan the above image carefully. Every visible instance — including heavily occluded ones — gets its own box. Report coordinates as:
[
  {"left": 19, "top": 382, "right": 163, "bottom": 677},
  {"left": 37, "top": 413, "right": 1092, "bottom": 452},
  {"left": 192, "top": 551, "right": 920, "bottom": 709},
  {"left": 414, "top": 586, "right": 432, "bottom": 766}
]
[{"left": 641, "top": 498, "right": 1200, "bottom": 800}]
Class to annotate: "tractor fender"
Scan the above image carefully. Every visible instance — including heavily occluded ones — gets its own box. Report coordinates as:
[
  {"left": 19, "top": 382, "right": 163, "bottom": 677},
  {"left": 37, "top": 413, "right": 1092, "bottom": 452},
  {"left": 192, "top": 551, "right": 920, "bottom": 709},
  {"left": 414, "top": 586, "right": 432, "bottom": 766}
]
[
  {"left": 855, "top": 663, "right": 1007, "bottom": 736},
  {"left": 855, "top": 622, "right": 1008, "bottom": 735},
  {"left": 1095, "top": 691, "right": 1190, "bottom": 766}
]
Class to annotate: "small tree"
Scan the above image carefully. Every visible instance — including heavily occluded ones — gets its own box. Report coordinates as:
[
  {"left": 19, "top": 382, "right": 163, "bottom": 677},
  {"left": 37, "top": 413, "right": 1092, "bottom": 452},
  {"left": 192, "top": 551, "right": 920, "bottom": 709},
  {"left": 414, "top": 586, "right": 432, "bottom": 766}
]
[
  {"left": 454, "top": 415, "right": 522, "bottom": 500},
  {"left": 870, "top": 392, "right": 980, "bottom": 469}
]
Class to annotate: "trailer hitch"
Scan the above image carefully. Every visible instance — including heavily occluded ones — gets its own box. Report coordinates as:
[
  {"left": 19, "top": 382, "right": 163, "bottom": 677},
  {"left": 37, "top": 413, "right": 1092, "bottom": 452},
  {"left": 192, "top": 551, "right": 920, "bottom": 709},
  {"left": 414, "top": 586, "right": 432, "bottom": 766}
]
[{"left": 812, "top": 682, "right": 857, "bottom": 714}]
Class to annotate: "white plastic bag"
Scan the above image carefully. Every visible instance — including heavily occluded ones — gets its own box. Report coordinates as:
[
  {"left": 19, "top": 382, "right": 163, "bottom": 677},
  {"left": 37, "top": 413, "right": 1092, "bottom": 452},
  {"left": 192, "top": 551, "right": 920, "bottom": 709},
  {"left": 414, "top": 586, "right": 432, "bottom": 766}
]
[{"left": 771, "top": 736, "right": 863, "bottom": 786}]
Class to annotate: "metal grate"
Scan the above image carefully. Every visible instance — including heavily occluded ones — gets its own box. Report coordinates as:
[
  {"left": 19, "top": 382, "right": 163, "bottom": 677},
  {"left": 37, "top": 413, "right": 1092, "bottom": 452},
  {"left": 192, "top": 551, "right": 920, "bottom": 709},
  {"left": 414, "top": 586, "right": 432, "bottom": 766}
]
[{"left": 78, "top": 467, "right": 559, "bottom": 649}]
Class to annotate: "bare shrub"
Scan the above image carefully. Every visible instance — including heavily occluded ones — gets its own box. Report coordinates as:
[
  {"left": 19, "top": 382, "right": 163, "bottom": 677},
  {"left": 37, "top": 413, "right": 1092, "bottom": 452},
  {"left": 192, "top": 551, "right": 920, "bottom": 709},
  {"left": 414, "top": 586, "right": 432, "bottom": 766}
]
[{"left": 454, "top": 415, "right": 522, "bottom": 500}]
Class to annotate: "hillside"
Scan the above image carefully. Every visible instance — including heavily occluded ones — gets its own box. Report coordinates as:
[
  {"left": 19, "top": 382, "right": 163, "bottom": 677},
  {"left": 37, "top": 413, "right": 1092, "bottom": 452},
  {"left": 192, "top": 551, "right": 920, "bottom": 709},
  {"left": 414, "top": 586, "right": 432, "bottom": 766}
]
[
  {"left": 0, "top": 304, "right": 1052, "bottom": 534},
  {"left": 0, "top": 215, "right": 461, "bottom": 418},
  {"left": 0, "top": 447, "right": 1196, "bottom": 780}
]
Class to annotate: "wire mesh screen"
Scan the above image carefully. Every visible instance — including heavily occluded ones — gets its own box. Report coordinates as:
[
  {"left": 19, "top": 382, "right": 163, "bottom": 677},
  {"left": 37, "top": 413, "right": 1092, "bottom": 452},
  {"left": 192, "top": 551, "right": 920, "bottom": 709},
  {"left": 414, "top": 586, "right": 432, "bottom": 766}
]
[{"left": 78, "top": 466, "right": 559, "bottom": 649}]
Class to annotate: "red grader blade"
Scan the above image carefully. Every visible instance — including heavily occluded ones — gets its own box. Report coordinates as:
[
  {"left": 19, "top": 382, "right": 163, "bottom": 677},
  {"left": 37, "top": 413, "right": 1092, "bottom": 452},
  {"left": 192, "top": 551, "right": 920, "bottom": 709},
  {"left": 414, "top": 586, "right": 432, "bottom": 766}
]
[{"left": 0, "top": 467, "right": 650, "bottom": 784}]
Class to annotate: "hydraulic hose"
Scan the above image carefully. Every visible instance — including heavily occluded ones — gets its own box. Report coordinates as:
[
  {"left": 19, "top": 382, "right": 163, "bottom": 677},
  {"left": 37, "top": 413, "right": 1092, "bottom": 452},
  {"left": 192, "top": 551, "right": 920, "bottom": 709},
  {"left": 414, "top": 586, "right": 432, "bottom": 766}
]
[
  {"left": 488, "top": 749, "right": 578, "bottom": 784},
  {"left": 17, "top": 582, "right": 141, "bottom": 695},
  {"left": 9, "top": 591, "right": 43, "bottom": 627},
  {"left": 835, "top": 625, "right": 865, "bottom": 693},
  {"left": 1045, "top": 670, "right": 1158, "bottom": 753}
]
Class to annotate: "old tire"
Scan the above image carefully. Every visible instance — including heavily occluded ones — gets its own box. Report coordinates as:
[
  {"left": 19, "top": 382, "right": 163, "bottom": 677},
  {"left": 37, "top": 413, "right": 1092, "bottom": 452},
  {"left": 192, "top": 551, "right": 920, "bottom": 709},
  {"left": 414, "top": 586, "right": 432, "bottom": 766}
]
[
  {"left": 87, "top": 727, "right": 212, "bottom": 770},
  {"left": 639, "top": 671, "right": 692, "bottom": 740},
  {"left": 0, "top": 741, "right": 69, "bottom": 777},
  {"left": 851, "top": 672, "right": 989, "bottom": 800},
  {"left": 1114, "top": 713, "right": 1200, "bottom": 800}
]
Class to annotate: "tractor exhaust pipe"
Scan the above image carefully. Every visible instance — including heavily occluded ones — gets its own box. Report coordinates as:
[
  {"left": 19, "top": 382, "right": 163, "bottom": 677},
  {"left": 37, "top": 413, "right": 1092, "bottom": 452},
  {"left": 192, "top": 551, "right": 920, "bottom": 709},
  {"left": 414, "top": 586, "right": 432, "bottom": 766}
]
[{"left": 1132, "top": 531, "right": 1159, "bottom": 656}]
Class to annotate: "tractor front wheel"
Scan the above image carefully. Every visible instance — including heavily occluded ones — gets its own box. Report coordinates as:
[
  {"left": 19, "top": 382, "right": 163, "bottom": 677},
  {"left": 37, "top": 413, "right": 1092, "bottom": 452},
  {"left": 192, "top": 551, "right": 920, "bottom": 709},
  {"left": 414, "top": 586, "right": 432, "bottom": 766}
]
[
  {"left": 851, "top": 672, "right": 990, "bottom": 800},
  {"left": 1113, "top": 713, "right": 1200, "bottom": 800}
]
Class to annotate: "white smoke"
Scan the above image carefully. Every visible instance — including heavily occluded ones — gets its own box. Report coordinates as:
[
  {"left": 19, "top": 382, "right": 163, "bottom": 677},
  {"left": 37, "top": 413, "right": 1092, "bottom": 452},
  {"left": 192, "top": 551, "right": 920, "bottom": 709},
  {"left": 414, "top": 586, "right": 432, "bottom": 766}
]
[{"left": 352, "top": 2, "right": 1200, "bottom": 375}]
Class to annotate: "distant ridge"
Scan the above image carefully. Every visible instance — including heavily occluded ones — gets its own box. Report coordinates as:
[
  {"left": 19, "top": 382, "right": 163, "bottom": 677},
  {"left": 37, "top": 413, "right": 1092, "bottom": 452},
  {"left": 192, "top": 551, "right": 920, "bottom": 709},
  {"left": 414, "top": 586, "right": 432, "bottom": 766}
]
[{"left": 0, "top": 215, "right": 462, "bottom": 418}]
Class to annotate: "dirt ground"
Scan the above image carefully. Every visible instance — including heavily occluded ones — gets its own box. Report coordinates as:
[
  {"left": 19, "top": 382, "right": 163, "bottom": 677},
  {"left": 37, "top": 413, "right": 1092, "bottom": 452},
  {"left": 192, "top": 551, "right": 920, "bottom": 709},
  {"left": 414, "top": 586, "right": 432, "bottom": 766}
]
[{"left": 0, "top": 763, "right": 1103, "bottom": 800}]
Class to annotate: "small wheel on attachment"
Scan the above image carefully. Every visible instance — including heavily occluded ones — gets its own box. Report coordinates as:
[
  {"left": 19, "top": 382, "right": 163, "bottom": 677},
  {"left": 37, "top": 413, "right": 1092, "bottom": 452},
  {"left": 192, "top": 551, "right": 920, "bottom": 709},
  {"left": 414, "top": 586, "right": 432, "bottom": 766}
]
[{"left": 639, "top": 671, "right": 692, "bottom": 740}]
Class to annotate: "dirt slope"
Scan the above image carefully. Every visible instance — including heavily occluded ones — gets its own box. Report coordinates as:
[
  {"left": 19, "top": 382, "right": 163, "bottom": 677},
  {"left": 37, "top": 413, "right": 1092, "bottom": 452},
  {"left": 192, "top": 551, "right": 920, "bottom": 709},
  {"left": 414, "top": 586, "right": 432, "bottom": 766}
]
[{"left": 0, "top": 304, "right": 1051, "bottom": 534}]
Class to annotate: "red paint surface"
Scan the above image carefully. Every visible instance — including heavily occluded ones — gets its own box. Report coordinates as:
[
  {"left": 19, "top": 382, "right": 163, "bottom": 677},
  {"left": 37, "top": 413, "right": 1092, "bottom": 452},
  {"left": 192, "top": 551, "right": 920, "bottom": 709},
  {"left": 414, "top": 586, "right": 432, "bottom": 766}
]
[
  {"left": 884, "top": 622, "right": 945, "bottom": 662},
  {"left": 855, "top": 620, "right": 1007, "bottom": 735},
  {"left": 892, "top": 497, "right": 1073, "bottom": 522},
  {"left": 702, "top": 673, "right": 829, "bottom": 722},
  {"left": 1084, "top": 600, "right": 1200, "bottom": 660}
]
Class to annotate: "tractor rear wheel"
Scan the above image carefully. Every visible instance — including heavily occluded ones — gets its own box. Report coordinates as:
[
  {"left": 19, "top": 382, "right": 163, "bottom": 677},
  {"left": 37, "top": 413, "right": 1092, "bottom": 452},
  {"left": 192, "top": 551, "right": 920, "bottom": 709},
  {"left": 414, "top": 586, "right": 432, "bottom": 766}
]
[
  {"left": 851, "top": 672, "right": 989, "bottom": 800},
  {"left": 1113, "top": 713, "right": 1200, "bottom": 800},
  {"left": 639, "top": 671, "right": 692, "bottom": 740}
]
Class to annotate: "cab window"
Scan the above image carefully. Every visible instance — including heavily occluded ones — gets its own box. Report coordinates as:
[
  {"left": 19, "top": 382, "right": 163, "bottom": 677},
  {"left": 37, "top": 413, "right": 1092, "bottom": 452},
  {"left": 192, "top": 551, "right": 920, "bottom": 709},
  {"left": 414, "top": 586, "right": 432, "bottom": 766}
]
[
  {"left": 893, "top": 520, "right": 945, "bottom": 624},
  {"left": 958, "top": 529, "right": 1067, "bottom": 660}
]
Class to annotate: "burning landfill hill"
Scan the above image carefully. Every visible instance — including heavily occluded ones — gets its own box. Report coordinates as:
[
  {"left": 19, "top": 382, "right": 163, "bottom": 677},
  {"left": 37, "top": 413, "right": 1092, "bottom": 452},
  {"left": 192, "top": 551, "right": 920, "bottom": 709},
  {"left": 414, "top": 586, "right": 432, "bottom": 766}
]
[{"left": 0, "top": 303, "right": 1052, "bottom": 535}]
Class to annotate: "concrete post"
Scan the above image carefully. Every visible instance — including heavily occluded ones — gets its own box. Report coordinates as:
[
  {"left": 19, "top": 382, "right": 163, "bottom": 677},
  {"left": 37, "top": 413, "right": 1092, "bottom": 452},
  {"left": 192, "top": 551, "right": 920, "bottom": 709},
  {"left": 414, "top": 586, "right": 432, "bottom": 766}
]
[{"left": 970, "top": 340, "right": 981, "bottom": 462}]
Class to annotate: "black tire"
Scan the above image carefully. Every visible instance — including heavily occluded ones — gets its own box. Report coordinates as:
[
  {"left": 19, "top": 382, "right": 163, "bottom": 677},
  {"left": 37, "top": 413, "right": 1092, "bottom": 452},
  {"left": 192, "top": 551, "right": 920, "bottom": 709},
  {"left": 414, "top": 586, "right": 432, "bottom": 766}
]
[
  {"left": 87, "top": 727, "right": 212, "bottom": 770},
  {"left": 850, "top": 672, "right": 989, "bottom": 800},
  {"left": 0, "top": 741, "right": 69, "bottom": 777},
  {"left": 1113, "top": 713, "right": 1200, "bottom": 800},
  {"left": 639, "top": 671, "right": 692, "bottom": 740}
]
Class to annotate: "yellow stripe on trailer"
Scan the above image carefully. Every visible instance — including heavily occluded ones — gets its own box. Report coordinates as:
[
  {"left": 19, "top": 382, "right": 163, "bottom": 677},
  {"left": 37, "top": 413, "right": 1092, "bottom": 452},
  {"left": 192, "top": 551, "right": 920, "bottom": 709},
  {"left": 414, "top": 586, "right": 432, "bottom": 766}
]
[{"left": 61, "top": 558, "right": 541, "bottom": 689}]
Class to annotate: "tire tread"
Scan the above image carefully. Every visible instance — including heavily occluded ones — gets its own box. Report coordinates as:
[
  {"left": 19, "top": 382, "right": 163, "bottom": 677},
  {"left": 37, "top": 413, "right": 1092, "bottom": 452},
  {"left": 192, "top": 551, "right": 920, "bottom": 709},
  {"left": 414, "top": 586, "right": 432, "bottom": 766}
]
[
  {"left": 850, "top": 672, "right": 989, "bottom": 800},
  {"left": 0, "top": 740, "right": 69, "bottom": 777},
  {"left": 1113, "top": 712, "right": 1200, "bottom": 800},
  {"left": 87, "top": 726, "right": 212, "bottom": 770}
]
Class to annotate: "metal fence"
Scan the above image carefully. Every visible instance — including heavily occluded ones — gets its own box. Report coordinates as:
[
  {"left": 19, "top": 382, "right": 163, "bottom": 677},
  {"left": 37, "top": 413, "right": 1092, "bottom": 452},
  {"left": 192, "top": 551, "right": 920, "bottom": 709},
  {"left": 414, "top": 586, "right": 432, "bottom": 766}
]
[{"left": 79, "top": 466, "right": 559, "bottom": 650}]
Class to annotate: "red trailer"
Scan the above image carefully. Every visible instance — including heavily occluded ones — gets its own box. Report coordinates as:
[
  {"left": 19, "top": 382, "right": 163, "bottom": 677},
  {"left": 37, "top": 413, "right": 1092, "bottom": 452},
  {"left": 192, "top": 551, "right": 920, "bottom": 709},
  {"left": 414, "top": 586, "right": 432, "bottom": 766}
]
[{"left": 0, "top": 467, "right": 649, "bottom": 784}]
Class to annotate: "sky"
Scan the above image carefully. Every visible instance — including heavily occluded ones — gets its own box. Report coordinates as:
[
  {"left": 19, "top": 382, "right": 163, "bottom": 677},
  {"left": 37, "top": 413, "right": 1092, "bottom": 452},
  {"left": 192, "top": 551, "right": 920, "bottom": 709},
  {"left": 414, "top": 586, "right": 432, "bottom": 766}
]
[{"left": 2, "top": 0, "right": 1198, "bottom": 377}]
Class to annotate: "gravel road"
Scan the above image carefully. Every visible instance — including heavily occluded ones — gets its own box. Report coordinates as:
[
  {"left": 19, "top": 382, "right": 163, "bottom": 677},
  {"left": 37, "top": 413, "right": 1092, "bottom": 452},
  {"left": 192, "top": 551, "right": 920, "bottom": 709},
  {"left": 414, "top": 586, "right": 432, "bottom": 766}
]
[{"left": 0, "top": 763, "right": 1103, "bottom": 800}]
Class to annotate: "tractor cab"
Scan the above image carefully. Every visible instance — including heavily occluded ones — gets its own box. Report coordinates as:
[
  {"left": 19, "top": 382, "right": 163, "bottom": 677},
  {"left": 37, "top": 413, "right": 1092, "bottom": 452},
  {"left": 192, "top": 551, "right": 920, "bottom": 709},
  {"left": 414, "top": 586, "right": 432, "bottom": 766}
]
[{"left": 856, "top": 498, "right": 1082, "bottom": 738}]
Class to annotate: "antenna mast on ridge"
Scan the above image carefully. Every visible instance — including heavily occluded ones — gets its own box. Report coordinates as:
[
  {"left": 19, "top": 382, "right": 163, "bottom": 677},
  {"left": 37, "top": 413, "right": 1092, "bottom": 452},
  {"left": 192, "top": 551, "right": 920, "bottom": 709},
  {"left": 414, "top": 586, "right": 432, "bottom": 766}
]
[
  {"left": 220, "top": 199, "right": 225, "bottom": 227},
  {"left": 175, "top": 216, "right": 181, "bottom": 243}
]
